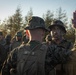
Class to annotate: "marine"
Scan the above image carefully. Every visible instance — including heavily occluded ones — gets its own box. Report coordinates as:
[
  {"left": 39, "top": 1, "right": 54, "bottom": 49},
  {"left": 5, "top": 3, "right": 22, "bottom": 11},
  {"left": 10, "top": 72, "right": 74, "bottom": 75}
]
[{"left": 1, "top": 16, "right": 72, "bottom": 75}]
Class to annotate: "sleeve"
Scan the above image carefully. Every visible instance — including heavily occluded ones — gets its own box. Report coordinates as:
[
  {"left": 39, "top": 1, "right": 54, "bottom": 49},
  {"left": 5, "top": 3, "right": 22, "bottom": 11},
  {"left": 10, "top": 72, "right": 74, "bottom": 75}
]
[
  {"left": 0, "top": 45, "right": 7, "bottom": 72},
  {"left": 1, "top": 48, "right": 18, "bottom": 75},
  {"left": 0, "top": 45, "right": 6, "bottom": 65},
  {"left": 67, "top": 41, "right": 73, "bottom": 50},
  {"left": 45, "top": 45, "right": 72, "bottom": 70}
]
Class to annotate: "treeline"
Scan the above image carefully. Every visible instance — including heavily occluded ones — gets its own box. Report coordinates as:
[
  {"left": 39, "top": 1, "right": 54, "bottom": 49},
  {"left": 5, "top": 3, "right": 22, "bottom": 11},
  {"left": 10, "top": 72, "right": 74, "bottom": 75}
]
[{"left": 0, "top": 7, "right": 75, "bottom": 43}]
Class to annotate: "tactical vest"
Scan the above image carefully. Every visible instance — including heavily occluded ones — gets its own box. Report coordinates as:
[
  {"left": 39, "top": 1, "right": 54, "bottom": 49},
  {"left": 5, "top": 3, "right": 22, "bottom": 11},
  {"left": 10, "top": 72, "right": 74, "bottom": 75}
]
[{"left": 16, "top": 43, "right": 48, "bottom": 75}]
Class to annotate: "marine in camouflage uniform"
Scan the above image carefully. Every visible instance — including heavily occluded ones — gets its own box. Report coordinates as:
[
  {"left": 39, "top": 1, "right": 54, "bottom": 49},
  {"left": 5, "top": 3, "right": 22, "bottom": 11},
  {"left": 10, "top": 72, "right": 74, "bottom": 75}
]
[
  {"left": 5, "top": 34, "right": 12, "bottom": 57},
  {"left": 10, "top": 31, "right": 23, "bottom": 51},
  {"left": 48, "top": 20, "right": 73, "bottom": 75},
  {"left": 0, "top": 44, "right": 7, "bottom": 72},
  {"left": 1, "top": 16, "right": 72, "bottom": 75},
  {"left": 0, "top": 31, "right": 7, "bottom": 72}
]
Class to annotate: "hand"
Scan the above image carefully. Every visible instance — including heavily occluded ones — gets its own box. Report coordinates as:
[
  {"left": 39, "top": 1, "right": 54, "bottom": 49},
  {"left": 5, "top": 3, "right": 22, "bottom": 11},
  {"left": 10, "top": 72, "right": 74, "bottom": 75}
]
[{"left": 72, "top": 11, "right": 76, "bottom": 28}]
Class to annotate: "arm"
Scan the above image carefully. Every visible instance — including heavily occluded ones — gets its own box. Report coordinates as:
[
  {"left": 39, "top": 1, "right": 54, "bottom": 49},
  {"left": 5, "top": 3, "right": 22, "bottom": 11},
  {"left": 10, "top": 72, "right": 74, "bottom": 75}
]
[
  {"left": 45, "top": 45, "right": 72, "bottom": 70},
  {"left": 1, "top": 48, "right": 18, "bottom": 75}
]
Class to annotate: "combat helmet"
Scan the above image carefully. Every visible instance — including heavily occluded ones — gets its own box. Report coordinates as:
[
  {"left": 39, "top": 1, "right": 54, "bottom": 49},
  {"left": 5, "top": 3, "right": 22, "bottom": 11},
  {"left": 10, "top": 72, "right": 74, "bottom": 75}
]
[
  {"left": 48, "top": 20, "right": 66, "bottom": 33},
  {"left": 15, "top": 31, "right": 22, "bottom": 37},
  {"left": 25, "top": 16, "right": 49, "bottom": 31}
]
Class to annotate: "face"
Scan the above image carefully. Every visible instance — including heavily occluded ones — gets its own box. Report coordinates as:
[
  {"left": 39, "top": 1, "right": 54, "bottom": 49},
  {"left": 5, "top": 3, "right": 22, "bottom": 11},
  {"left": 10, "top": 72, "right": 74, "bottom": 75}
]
[
  {"left": 16, "top": 36, "right": 22, "bottom": 41},
  {"left": 50, "top": 26, "right": 64, "bottom": 41}
]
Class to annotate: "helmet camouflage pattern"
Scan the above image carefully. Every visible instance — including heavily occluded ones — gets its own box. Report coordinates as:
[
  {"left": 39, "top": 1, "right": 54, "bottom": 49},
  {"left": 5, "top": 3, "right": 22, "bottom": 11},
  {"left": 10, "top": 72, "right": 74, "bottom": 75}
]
[
  {"left": 15, "top": 31, "right": 22, "bottom": 37},
  {"left": 25, "top": 16, "right": 49, "bottom": 31},
  {"left": 48, "top": 20, "right": 66, "bottom": 33}
]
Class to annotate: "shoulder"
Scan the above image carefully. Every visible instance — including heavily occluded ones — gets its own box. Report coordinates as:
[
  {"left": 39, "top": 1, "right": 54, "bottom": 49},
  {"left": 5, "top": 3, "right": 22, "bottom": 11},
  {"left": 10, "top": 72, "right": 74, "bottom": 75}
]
[
  {"left": 64, "top": 39, "right": 73, "bottom": 48},
  {"left": 41, "top": 42, "right": 48, "bottom": 49},
  {"left": 19, "top": 43, "right": 30, "bottom": 49},
  {"left": 63, "top": 39, "right": 72, "bottom": 44}
]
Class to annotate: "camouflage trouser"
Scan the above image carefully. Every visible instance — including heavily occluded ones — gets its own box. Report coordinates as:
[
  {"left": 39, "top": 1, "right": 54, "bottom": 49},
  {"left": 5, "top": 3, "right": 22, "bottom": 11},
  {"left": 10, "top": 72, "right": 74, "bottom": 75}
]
[{"left": 49, "top": 68, "right": 56, "bottom": 75}]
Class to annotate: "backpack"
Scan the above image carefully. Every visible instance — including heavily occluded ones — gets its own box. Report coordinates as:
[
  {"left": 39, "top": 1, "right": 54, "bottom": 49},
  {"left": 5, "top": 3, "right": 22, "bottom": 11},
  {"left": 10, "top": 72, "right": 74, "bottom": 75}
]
[{"left": 16, "top": 43, "right": 48, "bottom": 75}]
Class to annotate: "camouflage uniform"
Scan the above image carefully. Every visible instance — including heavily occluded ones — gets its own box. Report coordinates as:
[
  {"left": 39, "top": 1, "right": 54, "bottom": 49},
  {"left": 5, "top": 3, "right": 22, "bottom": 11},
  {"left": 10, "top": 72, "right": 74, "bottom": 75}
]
[
  {"left": 11, "top": 41, "right": 22, "bottom": 50},
  {"left": 10, "top": 31, "right": 22, "bottom": 51},
  {"left": 50, "top": 40, "right": 73, "bottom": 75},
  {"left": 63, "top": 44, "right": 76, "bottom": 75},
  {"left": 5, "top": 34, "right": 12, "bottom": 57},
  {"left": 48, "top": 20, "right": 73, "bottom": 75},
  {"left": 0, "top": 44, "right": 7, "bottom": 72},
  {"left": 1, "top": 16, "right": 72, "bottom": 75},
  {"left": 63, "top": 10, "right": 76, "bottom": 75}
]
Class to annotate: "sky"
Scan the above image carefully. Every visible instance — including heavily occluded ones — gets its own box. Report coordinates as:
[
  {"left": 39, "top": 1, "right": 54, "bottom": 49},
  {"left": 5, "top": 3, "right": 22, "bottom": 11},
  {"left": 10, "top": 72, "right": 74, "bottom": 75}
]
[{"left": 0, "top": 0, "right": 76, "bottom": 23}]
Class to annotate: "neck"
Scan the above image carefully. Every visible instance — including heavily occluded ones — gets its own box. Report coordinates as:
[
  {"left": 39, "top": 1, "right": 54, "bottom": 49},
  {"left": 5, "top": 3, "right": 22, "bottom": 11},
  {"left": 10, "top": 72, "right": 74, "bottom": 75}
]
[{"left": 30, "top": 36, "right": 42, "bottom": 43}]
